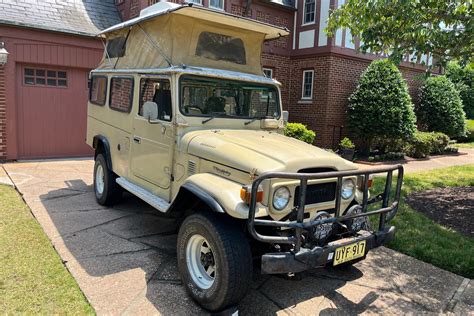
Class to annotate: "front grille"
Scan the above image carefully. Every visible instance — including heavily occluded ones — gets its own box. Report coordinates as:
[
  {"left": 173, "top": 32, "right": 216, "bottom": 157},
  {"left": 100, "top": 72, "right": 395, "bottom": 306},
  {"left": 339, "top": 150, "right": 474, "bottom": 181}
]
[{"left": 294, "top": 182, "right": 336, "bottom": 206}]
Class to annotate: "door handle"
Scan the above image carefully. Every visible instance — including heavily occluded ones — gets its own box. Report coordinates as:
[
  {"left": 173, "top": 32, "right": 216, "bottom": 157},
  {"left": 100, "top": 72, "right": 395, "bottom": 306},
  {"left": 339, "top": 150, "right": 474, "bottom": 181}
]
[{"left": 133, "top": 136, "right": 141, "bottom": 144}]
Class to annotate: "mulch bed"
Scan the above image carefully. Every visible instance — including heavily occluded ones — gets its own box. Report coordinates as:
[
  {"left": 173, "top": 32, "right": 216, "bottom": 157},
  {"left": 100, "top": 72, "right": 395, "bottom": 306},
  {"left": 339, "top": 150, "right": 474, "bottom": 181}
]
[{"left": 405, "top": 186, "right": 474, "bottom": 238}]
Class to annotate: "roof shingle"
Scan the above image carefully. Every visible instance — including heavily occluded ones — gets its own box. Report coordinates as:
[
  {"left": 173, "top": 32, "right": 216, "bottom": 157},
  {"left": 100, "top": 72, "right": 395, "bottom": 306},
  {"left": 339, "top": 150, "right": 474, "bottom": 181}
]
[{"left": 0, "top": 0, "right": 122, "bottom": 36}]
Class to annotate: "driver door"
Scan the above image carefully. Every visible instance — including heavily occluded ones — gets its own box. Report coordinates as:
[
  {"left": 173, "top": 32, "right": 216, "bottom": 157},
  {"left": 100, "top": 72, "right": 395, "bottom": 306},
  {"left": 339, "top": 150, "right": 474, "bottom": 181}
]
[{"left": 130, "top": 77, "right": 174, "bottom": 200}]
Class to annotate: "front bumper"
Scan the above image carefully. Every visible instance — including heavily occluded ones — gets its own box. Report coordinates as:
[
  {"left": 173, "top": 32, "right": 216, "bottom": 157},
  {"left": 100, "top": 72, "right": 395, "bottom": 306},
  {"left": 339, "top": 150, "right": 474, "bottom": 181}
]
[
  {"left": 246, "top": 165, "right": 404, "bottom": 274},
  {"left": 261, "top": 226, "right": 395, "bottom": 274}
]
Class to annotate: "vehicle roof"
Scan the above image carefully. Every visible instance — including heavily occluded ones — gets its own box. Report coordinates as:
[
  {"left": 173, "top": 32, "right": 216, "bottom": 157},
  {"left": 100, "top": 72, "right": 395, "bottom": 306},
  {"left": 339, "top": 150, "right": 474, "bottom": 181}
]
[
  {"left": 91, "top": 66, "right": 281, "bottom": 86},
  {"left": 99, "top": 2, "right": 289, "bottom": 40}
]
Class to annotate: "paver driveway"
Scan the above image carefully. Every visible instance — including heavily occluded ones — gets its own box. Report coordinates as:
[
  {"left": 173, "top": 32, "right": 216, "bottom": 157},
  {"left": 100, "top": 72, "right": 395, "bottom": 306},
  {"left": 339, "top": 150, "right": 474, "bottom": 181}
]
[{"left": 3, "top": 159, "right": 472, "bottom": 315}]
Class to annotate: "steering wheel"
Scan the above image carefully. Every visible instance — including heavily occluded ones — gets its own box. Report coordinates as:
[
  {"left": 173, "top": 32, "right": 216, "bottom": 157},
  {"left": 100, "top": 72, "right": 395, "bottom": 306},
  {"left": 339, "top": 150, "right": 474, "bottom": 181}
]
[{"left": 185, "top": 105, "right": 202, "bottom": 114}]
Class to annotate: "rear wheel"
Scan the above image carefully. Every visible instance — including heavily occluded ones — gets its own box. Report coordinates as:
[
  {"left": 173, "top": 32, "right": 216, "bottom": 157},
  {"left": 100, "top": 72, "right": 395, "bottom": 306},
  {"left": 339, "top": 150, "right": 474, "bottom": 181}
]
[
  {"left": 94, "top": 153, "right": 122, "bottom": 205},
  {"left": 177, "top": 212, "right": 252, "bottom": 312}
]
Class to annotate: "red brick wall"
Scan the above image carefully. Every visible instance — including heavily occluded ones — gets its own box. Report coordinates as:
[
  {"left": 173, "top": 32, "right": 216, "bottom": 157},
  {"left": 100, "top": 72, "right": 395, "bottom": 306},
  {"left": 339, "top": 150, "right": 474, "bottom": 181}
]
[
  {"left": 285, "top": 55, "right": 425, "bottom": 148},
  {"left": 0, "top": 65, "right": 5, "bottom": 160},
  {"left": 261, "top": 53, "right": 291, "bottom": 110}
]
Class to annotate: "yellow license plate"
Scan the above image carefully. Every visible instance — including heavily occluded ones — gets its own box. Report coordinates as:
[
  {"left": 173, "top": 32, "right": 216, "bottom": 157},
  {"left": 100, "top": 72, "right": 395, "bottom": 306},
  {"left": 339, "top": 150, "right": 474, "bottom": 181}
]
[{"left": 333, "top": 240, "right": 366, "bottom": 266}]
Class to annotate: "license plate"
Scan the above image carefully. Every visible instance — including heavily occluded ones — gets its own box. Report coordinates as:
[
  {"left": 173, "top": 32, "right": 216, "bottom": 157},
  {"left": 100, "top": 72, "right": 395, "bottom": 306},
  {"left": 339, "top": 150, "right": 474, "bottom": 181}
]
[{"left": 333, "top": 240, "right": 366, "bottom": 266}]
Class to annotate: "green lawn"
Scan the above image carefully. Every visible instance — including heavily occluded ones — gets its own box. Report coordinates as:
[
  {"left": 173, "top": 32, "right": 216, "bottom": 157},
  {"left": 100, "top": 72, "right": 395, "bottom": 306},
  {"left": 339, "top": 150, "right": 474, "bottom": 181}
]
[
  {"left": 0, "top": 185, "right": 94, "bottom": 314},
  {"left": 372, "top": 165, "right": 474, "bottom": 278}
]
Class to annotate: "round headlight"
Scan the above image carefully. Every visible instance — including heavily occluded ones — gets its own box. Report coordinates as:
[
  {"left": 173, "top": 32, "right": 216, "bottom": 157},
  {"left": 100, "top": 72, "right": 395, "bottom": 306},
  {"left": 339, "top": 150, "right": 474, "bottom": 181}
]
[
  {"left": 341, "top": 179, "right": 355, "bottom": 200},
  {"left": 272, "top": 186, "right": 290, "bottom": 210}
]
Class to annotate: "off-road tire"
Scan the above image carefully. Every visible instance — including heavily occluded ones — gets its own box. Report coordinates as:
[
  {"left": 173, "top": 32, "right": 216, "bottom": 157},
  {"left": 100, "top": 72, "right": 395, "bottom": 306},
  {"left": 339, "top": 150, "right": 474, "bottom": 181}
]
[
  {"left": 177, "top": 212, "right": 252, "bottom": 312},
  {"left": 94, "top": 154, "right": 122, "bottom": 206}
]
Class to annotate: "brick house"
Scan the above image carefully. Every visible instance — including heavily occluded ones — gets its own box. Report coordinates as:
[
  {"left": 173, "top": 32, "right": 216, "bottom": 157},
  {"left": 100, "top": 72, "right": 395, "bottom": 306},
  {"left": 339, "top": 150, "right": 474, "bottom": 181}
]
[
  {"left": 0, "top": 0, "right": 121, "bottom": 160},
  {"left": 0, "top": 0, "right": 429, "bottom": 160}
]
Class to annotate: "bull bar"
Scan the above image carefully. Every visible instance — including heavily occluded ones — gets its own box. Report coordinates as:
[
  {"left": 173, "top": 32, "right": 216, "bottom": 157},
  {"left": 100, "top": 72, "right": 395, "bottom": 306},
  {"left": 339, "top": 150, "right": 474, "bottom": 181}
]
[{"left": 247, "top": 165, "right": 404, "bottom": 274}]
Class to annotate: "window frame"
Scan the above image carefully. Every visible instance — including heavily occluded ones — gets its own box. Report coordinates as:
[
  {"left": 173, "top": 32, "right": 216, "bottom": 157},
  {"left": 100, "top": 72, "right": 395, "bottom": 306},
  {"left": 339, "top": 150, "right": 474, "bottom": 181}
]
[
  {"left": 302, "top": 0, "right": 316, "bottom": 26},
  {"left": 23, "top": 67, "right": 68, "bottom": 88},
  {"left": 263, "top": 68, "right": 273, "bottom": 78},
  {"left": 138, "top": 76, "right": 173, "bottom": 122},
  {"left": 301, "top": 70, "right": 314, "bottom": 100},
  {"left": 109, "top": 76, "right": 135, "bottom": 113},
  {"left": 209, "top": 0, "right": 224, "bottom": 10},
  {"left": 89, "top": 75, "right": 108, "bottom": 106},
  {"left": 178, "top": 75, "right": 281, "bottom": 120}
]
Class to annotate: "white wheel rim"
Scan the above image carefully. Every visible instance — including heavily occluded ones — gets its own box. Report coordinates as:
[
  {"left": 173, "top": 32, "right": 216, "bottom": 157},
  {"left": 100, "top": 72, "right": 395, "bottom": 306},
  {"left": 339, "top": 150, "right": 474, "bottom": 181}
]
[
  {"left": 95, "top": 164, "right": 105, "bottom": 196},
  {"left": 186, "top": 234, "right": 216, "bottom": 289}
]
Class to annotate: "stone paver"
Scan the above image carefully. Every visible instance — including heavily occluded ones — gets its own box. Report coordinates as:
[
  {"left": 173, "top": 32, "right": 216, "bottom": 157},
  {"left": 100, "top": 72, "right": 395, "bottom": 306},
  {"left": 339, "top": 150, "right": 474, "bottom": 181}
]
[
  {"left": 3, "top": 159, "right": 472, "bottom": 315},
  {"left": 356, "top": 148, "right": 474, "bottom": 173}
]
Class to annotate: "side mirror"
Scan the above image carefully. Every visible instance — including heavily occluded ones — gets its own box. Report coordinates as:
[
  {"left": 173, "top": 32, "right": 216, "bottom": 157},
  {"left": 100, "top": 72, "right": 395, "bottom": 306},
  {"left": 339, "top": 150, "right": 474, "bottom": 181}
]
[
  {"left": 143, "top": 101, "right": 158, "bottom": 122},
  {"left": 282, "top": 111, "right": 289, "bottom": 123}
]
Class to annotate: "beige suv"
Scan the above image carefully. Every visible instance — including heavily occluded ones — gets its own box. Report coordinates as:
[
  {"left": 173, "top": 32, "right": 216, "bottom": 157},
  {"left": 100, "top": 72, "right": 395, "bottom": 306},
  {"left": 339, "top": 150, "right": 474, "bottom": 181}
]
[{"left": 86, "top": 2, "right": 404, "bottom": 312}]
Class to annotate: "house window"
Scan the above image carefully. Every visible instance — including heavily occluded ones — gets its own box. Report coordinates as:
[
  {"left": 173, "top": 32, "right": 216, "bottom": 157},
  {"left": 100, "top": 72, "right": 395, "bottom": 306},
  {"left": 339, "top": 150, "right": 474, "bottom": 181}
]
[
  {"left": 302, "top": 70, "right": 314, "bottom": 99},
  {"left": 24, "top": 68, "right": 68, "bottom": 87},
  {"left": 90, "top": 76, "right": 108, "bottom": 106},
  {"left": 109, "top": 77, "right": 134, "bottom": 113},
  {"left": 186, "top": 0, "right": 202, "bottom": 5},
  {"left": 210, "top": 0, "right": 224, "bottom": 10},
  {"left": 303, "top": 0, "right": 316, "bottom": 25},
  {"left": 263, "top": 68, "right": 273, "bottom": 78}
]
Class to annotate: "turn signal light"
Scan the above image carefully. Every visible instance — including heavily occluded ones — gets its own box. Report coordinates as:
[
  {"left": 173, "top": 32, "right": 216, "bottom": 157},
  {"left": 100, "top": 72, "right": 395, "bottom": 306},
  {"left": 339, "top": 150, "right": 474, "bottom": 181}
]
[{"left": 240, "top": 185, "right": 264, "bottom": 204}]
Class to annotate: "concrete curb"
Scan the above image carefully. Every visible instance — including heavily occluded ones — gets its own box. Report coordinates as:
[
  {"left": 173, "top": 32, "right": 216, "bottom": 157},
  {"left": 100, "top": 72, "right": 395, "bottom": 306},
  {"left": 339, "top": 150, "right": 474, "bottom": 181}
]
[{"left": 0, "top": 164, "right": 14, "bottom": 187}]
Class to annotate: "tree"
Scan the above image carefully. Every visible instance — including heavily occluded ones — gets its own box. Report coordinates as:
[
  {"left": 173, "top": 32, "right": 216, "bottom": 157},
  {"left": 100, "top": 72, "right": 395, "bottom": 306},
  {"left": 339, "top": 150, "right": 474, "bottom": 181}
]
[
  {"left": 348, "top": 59, "right": 416, "bottom": 153},
  {"left": 326, "top": 0, "right": 473, "bottom": 67},
  {"left": 416, "top": 76, "right": 466, "bottom": 138},
  {"left": 445, "top": 61, "right": 474, "bottom": 119}
]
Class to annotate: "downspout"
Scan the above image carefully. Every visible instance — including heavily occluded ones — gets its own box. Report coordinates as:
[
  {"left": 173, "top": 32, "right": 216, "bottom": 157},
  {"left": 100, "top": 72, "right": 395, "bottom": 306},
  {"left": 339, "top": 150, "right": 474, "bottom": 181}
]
[{"left": 292, "top": 0, "right": 298, "bottom": 50}]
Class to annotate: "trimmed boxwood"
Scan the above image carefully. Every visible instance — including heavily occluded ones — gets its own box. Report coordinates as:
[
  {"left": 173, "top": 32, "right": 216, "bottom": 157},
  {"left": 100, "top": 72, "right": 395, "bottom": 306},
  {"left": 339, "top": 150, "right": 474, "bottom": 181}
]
[
  {"left": 416, "top": 76, "right": 466, "bottom": 138},
  {"left": 348, "top": 59, "right": 416, "bottom": 153}
]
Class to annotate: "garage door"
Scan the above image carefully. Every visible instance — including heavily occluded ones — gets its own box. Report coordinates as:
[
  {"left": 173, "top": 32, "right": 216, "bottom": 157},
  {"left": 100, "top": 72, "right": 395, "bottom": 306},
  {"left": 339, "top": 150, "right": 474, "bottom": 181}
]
[{"left": 16, "top": 65, "right": 93, "bottom": 159}]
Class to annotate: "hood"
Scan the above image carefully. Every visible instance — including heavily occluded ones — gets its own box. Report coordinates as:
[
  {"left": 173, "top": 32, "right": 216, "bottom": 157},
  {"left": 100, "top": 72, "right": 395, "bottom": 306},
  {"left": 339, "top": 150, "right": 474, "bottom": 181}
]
[{"left": 184, "top": 129, "right": 357, "bottom": 174}]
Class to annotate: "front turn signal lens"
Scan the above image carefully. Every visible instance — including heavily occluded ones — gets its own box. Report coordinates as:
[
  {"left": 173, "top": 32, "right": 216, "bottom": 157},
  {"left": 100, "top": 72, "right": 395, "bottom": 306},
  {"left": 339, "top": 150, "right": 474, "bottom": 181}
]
[{"left": 240, "top": 185, "right": 264, "bottom": 204}]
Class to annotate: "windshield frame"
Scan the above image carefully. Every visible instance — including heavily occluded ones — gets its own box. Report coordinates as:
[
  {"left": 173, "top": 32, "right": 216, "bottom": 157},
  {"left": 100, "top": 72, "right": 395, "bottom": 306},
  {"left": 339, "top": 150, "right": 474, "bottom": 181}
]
[{"left": 178, "top": 75, "right": 281, "bottom": 121}]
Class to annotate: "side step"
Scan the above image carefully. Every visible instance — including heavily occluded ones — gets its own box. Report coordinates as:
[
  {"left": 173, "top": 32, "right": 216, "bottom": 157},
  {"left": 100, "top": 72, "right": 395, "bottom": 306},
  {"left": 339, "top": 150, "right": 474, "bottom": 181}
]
[{"left": 116, "top": 177, "right": 170, "bottom": 212}]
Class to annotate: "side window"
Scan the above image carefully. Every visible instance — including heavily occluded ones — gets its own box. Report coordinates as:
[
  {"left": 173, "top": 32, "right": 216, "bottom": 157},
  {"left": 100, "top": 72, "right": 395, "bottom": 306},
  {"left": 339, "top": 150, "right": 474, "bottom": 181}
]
[
  {"left": 89, "top": 76, "right": 107, "bottom": 106},
  {"left": 139, "top": 78, "right": 172, "bottom": 121},
  {"left": 109, "top": 77, "right": 134, "bottom": 113},
  {"left": 263, "top": 68, "right": 273, "bottom": 78}
]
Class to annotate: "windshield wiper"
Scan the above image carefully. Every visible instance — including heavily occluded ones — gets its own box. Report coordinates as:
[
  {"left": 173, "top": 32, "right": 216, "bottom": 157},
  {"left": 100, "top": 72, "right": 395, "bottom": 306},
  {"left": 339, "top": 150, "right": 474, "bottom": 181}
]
[
  {"left": 244, "top": 116, "right": 271, "bottom": 125},
  {"left": 202, "top": 112, "right": 229, "bottom": 124}
]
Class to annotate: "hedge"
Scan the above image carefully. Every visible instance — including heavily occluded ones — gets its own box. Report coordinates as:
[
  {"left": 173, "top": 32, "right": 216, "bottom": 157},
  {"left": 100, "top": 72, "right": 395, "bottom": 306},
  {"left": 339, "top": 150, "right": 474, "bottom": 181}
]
[{"left": 283, "top": 123, "right": 316, "bottom": 144}]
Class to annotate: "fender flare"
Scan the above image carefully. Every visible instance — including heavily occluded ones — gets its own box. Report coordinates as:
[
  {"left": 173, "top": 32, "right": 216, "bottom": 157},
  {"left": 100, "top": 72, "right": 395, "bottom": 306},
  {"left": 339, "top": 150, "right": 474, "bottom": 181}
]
[
  {"left": 168, "top": 182, "right": 225, "bottom": 214},
  {"left": 92, "top": 135, "right": 113, "bottom": 170}
]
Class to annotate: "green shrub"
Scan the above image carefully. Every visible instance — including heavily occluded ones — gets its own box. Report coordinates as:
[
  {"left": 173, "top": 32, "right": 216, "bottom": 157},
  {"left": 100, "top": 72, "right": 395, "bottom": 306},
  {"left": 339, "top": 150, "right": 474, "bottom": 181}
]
[
  {"left": 404, "top": 131, "right": 451, "bottom": 158},
  {"left": 348, "top": 59, "right": 416, "bottom": 153},
  {"left": 404, "top": 131, "right": 433, "bottom": 158},
  {"left": 446, "top": 62, "right": 474, "bottom": 119},
  {"left": 430, "top": 132, "right": 450, "bottom": 154},
  {"left": 416, "top": 76, "right": 466, "bottom": 138},
  {"left": 458, "top": 119, "right": 474, "bottom": 142},
  {"left": 339, "top": 137, "right": 355, "bottom": 149},
  {"left": 284, "top": 123, "right": 316, "bottom": 144}
]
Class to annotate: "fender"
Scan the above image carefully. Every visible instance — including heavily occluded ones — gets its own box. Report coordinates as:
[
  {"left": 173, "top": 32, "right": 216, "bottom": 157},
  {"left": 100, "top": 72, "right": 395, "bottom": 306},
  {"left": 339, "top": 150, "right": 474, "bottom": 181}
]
[
  {"left": 92, "top": 135, "right": 113, "bottom": 170},
  {"left": 168, "top": 173, "right": 268, "bottom": 219}
]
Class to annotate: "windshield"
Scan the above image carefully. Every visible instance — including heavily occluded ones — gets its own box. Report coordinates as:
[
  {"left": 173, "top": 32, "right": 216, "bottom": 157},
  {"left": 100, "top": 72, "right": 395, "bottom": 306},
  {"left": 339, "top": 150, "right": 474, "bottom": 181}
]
[{"left": 179, "top": 75, "right": 280, "bottom": 120}]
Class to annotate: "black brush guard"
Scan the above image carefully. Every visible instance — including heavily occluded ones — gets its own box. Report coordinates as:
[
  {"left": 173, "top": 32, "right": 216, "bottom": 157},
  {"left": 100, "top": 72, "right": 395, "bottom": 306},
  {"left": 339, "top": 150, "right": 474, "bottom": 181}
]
[{"left": 247, "top": 165, "right": 404, "bottom": 274}]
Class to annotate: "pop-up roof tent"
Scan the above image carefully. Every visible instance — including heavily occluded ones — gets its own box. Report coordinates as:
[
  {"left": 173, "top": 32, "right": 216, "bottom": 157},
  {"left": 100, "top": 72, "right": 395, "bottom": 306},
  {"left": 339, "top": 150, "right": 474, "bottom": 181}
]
[{"left": 98, "top": 1, "right": 289, "bottom": 75}]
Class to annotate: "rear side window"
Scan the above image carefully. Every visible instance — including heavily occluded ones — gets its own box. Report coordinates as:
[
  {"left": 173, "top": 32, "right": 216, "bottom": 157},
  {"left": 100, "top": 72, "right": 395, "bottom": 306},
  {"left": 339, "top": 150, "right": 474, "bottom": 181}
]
[
  {"left": 89, "top": 76, "right": 107, "bottom": 105},
  {"left": 109, "top": 77, "right": 134, "bottom": 113}
]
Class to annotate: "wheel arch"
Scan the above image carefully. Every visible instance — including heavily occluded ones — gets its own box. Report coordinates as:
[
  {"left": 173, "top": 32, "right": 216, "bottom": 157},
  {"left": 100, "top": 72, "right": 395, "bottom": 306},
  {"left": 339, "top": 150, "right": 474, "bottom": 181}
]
[
  {"left": 92, "top": 135, "right": 113, "bottom": 170},
  {"left": 167, "top": 182, "right": 226, "bottom": 215}
]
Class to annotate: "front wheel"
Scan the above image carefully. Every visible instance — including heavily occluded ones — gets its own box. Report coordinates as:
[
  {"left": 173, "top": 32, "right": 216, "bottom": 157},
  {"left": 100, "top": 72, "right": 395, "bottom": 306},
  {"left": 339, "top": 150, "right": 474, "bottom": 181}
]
[
  {"left": 94, "top": 154, "right": 122, "bottom": 206},
  {"left": 177, "top": 212, "right": 252, "bottom": 312}
]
